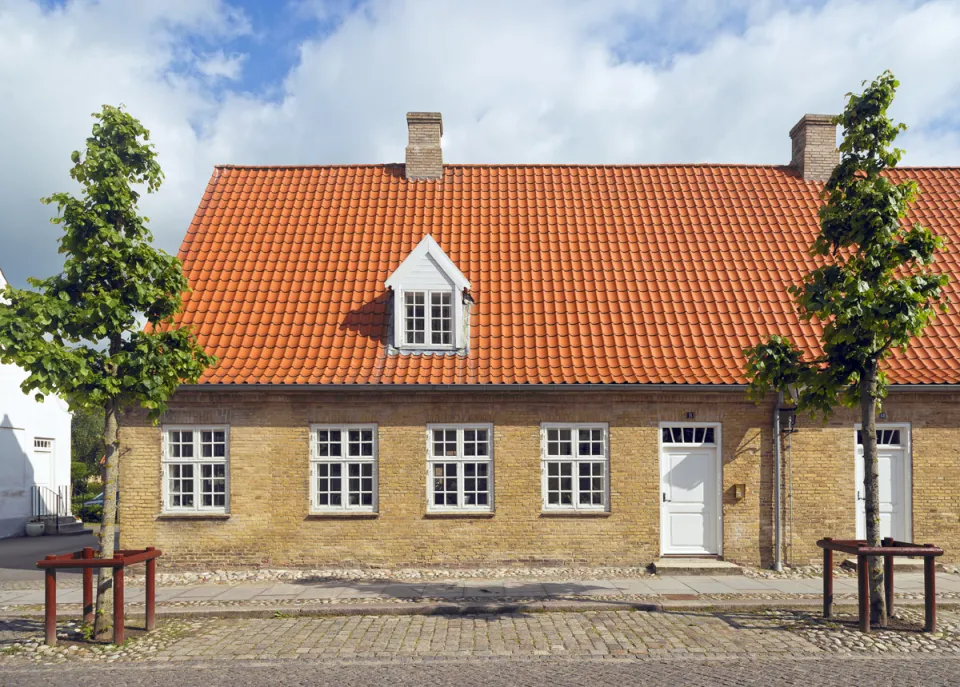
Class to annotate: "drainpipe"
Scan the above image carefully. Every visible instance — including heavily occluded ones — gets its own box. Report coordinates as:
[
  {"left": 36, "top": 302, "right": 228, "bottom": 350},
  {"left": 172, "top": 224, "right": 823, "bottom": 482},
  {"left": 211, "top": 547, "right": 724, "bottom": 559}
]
[{"left": 773, "top": 391, "right": 783, "bottom": 572}]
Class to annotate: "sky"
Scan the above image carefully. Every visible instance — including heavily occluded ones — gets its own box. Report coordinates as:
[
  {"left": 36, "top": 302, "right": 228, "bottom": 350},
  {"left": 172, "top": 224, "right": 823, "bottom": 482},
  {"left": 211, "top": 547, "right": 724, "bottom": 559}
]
[{"left": 1, "top": 0, "right": 959, "bottom": 287}]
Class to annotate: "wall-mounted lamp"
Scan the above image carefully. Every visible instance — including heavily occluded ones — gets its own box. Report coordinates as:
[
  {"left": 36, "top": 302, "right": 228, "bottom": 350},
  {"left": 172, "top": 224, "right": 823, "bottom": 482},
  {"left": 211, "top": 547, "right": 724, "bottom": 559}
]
[
  {"left": 685, "top": 411, "right": 695, "bottom": 419},
  {"left": 778, "top": 405, "right": 797, "bottom": 434},
  {"left": 733, "top": 483, "right": 747, "bottom": 500},
  {"left": 879, "top": 411, "right": 888, "bottom": 420}
]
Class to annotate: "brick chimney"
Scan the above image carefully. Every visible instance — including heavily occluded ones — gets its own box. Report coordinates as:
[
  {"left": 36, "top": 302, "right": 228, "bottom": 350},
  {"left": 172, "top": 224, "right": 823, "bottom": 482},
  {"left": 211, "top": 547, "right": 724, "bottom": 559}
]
[
  {"left": 405, "top": 112, "right": 443, "bottom": 181},
  {"left": 789, "top": 114, "right": 838, "bottom": 181}
]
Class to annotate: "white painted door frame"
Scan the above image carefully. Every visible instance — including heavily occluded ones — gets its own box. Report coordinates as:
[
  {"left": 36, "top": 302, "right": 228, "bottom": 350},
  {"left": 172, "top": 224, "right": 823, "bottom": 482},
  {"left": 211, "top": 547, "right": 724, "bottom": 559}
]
[
  {"left": 854, "top": 423, "right": 912, "bottom": 542},
  {"left": 659, "top": 422, "right": 723, "bottom": 556}
]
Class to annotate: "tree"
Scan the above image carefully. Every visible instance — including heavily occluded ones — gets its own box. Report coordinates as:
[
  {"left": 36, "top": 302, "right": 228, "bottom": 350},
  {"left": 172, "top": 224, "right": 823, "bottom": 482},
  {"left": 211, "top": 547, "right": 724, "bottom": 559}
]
[
  {"left": 744, "top": 72, "right": 949, "bottom": 626},
  {"left": 0, "top": 105, "right": 215, "bottom": 639}
]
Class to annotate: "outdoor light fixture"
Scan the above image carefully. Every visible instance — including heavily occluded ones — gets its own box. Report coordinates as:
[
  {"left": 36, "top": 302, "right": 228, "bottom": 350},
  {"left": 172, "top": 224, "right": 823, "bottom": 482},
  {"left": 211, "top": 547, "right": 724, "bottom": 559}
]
[
  {"left": 733, "top": 483, "right": 747, "bottom": 500},
  {"left": 779, "top": 405, "right": 798, "bottom": 434},
  {"left": 685, "top": 411, "right": 695, "bottom": 419}
]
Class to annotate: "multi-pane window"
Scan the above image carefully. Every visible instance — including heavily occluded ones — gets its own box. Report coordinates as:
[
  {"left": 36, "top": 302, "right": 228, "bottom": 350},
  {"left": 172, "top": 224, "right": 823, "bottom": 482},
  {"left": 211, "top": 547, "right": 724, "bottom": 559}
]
[
  {"left": 661, "top": 425, "right": 717, "bottom": 445},
  {"left": 310, "top": 425, "right": 377, "bottom": 512},
  {"left": 428, "top": 425, "right": 493, "bottom": 511},
  {"left": 430, "top": 292, "right": 452, "bottom": 345},
  {"left": 162, "top": 427, "right": 228, "bottom": 513},
  {"left": 403, "top": 290, "right": 454, "bottom": 347},
  {"left": 541, "top": 425, "right": 608, "bottom": 510},
  {"left": 856, "top": 428, "right": 903, "bottom": 446},
  {"left": 33, "top": 438, "right": 53, "bottom": 452},
  {"left": 404, "top": 292, "right": 426, "bottom": 344}
]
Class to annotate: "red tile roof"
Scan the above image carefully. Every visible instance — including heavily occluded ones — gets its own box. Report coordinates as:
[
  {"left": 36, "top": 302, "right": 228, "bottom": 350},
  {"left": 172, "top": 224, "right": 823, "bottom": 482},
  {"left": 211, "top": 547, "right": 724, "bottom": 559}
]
[{"left": 176, "top": 164, "right": 960, "bottom": 386}]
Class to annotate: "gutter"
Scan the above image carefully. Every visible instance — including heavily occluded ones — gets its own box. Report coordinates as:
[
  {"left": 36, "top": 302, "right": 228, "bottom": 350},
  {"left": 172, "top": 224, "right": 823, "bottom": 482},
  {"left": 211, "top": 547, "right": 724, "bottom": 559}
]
[
  {"left": 773, "top": 391, "right": 783, "bottom": 572},
  {"left": 174, "top": 382, "right": 960, "bottom": 392},
  {"left": 176, "top": 383, "right": 750, "bottom": 392}
]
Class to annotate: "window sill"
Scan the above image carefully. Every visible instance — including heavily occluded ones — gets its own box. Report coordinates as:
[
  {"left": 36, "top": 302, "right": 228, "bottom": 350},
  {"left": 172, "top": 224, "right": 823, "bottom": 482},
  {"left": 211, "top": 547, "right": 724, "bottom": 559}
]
[
  {"left": 424, "top": 511, "right": 495, "bottom": 519},
  {"left": 539, "top": 511, "right": 611, "bottom": 518},
  {"left": 306, "top": 512, "right": 379, "bottom": 520},
  {"left": 155, "top": 513, "right": 230, "bottom": 521}
]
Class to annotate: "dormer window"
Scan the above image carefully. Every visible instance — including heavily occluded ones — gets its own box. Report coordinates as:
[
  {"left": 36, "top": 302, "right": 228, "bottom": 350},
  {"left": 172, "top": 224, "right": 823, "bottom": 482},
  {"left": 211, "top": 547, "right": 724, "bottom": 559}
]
[
  {"left": 404, "top": 291, "right": 453, "bottom": 346},
  {"left": 386, "top": 236, "right": 470, "bottom": 353}
]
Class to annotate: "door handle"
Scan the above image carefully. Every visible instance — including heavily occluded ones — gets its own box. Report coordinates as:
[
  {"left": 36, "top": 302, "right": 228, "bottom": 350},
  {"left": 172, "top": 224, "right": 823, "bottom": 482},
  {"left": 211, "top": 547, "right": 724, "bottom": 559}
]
[
  {"left": 856, "top": 491, "right": 865, "bottom": 501},
  {"left": 662, "top": 493, "right": 669, "bottom": 503}
]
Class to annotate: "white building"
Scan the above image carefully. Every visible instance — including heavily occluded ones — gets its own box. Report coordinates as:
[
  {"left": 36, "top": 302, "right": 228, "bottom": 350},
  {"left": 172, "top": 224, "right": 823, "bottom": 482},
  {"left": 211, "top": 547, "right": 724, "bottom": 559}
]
[{"left": 0, "top": 266, "right": 73, "bottom": 538}]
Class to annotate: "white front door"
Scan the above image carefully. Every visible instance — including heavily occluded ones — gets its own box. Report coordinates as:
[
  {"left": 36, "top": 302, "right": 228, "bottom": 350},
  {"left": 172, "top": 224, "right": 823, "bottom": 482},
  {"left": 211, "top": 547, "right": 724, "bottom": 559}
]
[
  {"left": 855, "top": 426, "right": 909, "bottom": 542},
  {"left": 660, "top": 425, "right": 720, "bottom": 555},
  {"left": 31, "top": 438, "right": 56, "bottom": 512}
]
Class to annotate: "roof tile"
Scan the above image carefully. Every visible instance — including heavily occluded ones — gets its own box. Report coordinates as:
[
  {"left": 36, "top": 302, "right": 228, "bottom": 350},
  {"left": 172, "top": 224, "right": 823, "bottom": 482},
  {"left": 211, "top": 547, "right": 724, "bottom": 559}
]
[{"left": 175, "top": 164, "right": 960, "bottom": 386}]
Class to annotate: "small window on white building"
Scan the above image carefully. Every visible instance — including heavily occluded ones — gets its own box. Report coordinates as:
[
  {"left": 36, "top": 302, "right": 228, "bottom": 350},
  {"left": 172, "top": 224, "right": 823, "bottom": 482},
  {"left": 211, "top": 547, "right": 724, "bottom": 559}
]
[
  {"left": 310, "top": 425, "right": 378, "bottom": 512},
  {"left": 162, "top": 427, "right": 229, "bottom": 513},
  {"left": 427, "top": 425, "right": 493, "bottom": 511},
  {"left": 34, "top": 438, "right": 53, "bottom": 452},
  {"left": 386, "top": 235, "right": 471, "bottom": 352},
  {"left": 541, "top": 424, "right": 609, "bottom": 511}
]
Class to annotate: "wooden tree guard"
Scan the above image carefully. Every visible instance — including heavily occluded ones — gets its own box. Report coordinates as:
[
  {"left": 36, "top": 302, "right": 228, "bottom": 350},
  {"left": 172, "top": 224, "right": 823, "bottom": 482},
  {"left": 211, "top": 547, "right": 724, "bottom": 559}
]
[
  {"left": 36, "top": 547, "right": 162, "bottom": 646},
  {"left": 817, "top": 537, "right": 943, "bottom": 632}
]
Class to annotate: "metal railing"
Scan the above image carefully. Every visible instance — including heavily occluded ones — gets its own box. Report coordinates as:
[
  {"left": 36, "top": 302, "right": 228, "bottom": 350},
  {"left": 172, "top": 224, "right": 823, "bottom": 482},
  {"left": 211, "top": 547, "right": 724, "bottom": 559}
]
[{"left": 31, "top": 485, "right": 70, "bottom": 534}]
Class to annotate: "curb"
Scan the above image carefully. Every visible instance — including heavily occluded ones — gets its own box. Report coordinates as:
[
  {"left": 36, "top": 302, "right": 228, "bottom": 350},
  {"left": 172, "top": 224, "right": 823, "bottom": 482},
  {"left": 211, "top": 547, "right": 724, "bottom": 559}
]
[{"left": 3, "top": 598, "right": 960, "bottom": 621}]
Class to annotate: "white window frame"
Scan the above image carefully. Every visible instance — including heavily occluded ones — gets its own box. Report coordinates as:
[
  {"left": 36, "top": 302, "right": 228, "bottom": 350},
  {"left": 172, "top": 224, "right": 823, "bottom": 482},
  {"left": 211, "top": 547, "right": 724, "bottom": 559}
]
[
  {"left": 400, "top": 288, "right": 457, "bottom": 350},
  {"left": 309, "top": 424, "right": 379, "bottom": 513},
  {"left": 34, "top": 438, "right": 54, "bottom": 452},
  {"left": 161, "top": 426, "right": 230, "bottom": 514},
  {"left": 426, "top": 423, "right": 494, "bottom": 512},
  {"left": 540, "top": 423, "right": 610, "bottom": 512},
  {"left": 660, "top": 424, "right": 719, "bottom": 447}
]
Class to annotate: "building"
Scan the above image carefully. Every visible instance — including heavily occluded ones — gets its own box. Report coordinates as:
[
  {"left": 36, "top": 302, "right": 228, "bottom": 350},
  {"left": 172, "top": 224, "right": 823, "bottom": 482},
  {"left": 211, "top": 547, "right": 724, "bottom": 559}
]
[
  {"left": 119, "top": 113, "right": 960, "bottom": 569},
  {"left": 0, "top": 266, "right": 73, "bottom": 538}
]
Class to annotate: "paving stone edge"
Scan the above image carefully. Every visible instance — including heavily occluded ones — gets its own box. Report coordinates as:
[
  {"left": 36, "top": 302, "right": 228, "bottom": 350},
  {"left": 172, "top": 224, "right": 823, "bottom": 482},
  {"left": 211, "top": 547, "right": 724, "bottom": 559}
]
[{"left": 4, "top": 598, "right": 960, "bottom": 620}]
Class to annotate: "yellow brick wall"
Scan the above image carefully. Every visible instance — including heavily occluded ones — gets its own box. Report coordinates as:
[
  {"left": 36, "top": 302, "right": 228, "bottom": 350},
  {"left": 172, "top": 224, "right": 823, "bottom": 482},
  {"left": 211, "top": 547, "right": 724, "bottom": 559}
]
[
  {"left": 117, "top": 388, "right": 960, "bottom": 570},
  {"left": 783, "top": 392, "right": 960, "bottom": 565}
]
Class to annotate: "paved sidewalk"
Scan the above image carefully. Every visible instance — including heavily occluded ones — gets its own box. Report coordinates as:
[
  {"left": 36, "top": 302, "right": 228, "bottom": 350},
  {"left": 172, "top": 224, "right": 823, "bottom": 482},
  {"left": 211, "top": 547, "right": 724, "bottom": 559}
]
[{"left": 3, "top": 572, "right": 960, "bottom": 616}]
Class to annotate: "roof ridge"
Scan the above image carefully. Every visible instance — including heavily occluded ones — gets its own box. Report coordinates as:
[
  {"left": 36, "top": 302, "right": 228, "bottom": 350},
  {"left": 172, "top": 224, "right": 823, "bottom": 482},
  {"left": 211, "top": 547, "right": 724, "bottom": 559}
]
[{"left": 213, "top": 162, "right": 960, "bottom": 171}]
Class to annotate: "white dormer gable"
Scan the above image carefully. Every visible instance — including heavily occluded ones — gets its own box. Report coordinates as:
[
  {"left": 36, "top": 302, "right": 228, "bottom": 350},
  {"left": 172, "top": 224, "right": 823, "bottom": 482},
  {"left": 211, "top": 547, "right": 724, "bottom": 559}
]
[{"left": 385, "top": 235, "right": 470, "bottom": 352}]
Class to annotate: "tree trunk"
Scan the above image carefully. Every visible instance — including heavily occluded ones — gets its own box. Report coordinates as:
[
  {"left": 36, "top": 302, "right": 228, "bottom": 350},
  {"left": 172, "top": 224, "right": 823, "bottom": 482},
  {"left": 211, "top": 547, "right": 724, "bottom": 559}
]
[
  {"left": 860, "top": 360, "right": 887, "bottom": 627},
  {"left": 93, "top": 397, "right": 119, "bottom": 639}
]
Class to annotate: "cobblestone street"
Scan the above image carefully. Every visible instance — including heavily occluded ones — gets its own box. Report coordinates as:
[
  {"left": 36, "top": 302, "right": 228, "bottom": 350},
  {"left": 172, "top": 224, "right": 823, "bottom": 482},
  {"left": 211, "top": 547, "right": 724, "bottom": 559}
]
[{"left": 4, "top": 608, "right": 960, "bottom": 684}]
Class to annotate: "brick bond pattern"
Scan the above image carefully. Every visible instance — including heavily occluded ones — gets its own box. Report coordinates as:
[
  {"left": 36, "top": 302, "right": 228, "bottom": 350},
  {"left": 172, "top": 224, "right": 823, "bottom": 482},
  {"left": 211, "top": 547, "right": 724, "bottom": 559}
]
[
  {"left": 404, "top": 112, "right": 443, "bottom": 180},
  {"left": 119, "top": 388, "right": 960, "bottom": 569},
  {"left": 789, "top": 114, "right": 838, "bottom": 181}
]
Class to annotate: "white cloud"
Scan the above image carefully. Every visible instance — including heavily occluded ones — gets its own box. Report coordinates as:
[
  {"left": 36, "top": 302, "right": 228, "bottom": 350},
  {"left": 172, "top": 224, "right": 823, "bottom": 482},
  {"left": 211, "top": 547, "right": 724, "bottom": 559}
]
[
  {"left": 1, "top": 0, "right": 959, "bottom": 288},
  {"left": 197, "top": 51, "right": 246, "bottom": 80}
]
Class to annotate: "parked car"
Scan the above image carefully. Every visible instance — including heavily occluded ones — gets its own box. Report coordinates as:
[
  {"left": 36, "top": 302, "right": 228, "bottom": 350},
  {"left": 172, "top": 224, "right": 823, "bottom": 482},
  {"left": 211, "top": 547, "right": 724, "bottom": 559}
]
[{"left": 82, "top": 491, "right": 118, "bottom": 507}]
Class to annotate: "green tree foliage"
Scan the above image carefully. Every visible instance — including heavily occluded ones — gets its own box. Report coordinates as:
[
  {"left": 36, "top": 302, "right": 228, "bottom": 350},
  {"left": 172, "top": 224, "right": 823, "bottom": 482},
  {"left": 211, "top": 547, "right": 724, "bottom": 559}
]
[
  {"left": 0, "top": 105, "right": 215, "bottom": 639},
  {"left": 744, "top": 72, "right": 949, "bottom": 626},
  {"left": 72, "top": 404, "right": 105, "bottom": 467}
]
